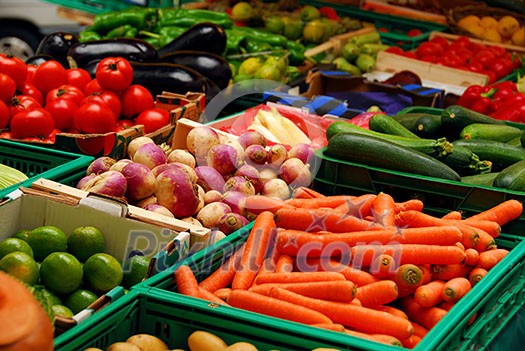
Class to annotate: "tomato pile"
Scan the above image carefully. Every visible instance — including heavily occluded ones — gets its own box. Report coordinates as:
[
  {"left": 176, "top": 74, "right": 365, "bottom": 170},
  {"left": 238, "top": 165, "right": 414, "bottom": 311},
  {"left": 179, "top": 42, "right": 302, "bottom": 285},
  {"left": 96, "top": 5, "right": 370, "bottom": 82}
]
[
  {"left": 0, "top": 55, "right": 170, "bottom": 143},
  {"left": 385, "top": 36, "right": 521, "bottom": 83}
]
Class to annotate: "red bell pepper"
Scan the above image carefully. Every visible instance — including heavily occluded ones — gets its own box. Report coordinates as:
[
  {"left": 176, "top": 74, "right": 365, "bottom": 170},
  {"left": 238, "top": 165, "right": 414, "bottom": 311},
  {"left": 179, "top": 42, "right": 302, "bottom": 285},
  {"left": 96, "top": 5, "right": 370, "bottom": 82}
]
[
  {"left": 490, "top": 101, "right": 525, "bottom": 123},
  {"left": 470, "top": 96, "right": 496, "bottom": 115},
  {"left": 457, "top": 85, "right": 484, "bottom": 108}
]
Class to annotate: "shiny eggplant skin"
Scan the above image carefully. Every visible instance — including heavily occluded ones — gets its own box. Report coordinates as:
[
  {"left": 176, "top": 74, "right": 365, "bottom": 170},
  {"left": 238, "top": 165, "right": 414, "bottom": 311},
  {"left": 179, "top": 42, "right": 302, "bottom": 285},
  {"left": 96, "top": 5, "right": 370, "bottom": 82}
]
[
  {"left": 157, "top": 22, "right": 227, "bottom": 57},
  {"left": 130, "top": 62, "right": 207, "bottom": 98},
  {"left": 25, "top": 54, "right": 55, "bottom": 66},
  {"left": 35, "top": 32, "right": 79, "bottom": 68},
  {"left": 67, "top": 38, "right": 159, "bottom": 69},
  {"left": 203, "top": 77, "right": 221, "bottom": 104},
  {"left": 160, "top": 50, "right": 231, "bottom": 90}
]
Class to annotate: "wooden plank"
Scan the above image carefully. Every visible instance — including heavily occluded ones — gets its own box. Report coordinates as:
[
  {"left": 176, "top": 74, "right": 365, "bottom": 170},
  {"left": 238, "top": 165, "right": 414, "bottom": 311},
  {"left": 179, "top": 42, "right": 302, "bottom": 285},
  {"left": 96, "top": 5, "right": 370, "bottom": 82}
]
[{"left": 56, "top": 7, "right": 94, "bottom": 26}]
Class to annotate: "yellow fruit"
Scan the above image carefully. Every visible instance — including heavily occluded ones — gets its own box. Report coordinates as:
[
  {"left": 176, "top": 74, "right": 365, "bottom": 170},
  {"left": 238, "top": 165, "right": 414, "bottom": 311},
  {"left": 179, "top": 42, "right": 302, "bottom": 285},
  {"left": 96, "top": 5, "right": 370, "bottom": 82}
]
[
  {"left": 64, "top": 289, "right": 98, "bottom": 314},
  {"left": 67, "top": 226, "right": 105, "bottom": 263},
  {"left": 467, "top": 25, "right": 486, "bottom": 37},
  {"left": 126, "top": 334, "right": 169, "bottom": 351},
  {"left": 457, "top": 15, "right": 481, "bottom": 30},
  {"left": 482, "top": 28, "right": 502, "bottom": 43},
  {"left": 83, "top": 348, "right": 103, "bottom": 351},
  {"left": 40, "top": 252, "right": 83, "bottom": 295},
  {"left": 107, "top": 342, "right": 141, "bottom": 351},
  {"left": 226, "top": 342, "right": 259, "bottom": 351},
  {"left": 480, "top": 16, "right": 498, "bottom": 29},
  {"left": 497, "top": 16, "right": 520, "bottom": 37},
  {"left": 0, "top": 251, "right": 39, "bottom": 285},
  {"left": 238, "top": 57, "right": 262, "bottom": 76},
  {"left": 512, "top": 27, "right": 524, "bottom": 46},
  {"left": 231, "top": 2, "right": 253, "bottom": 22},
  {"left": 187, "top": 331, "right": 228, "bottom": 351},
  {"left": 27, "top": 225, "right": 68, "bottom": 261},
  {"left": 83, "top": 253, "right": 123, "bottom": 294}
]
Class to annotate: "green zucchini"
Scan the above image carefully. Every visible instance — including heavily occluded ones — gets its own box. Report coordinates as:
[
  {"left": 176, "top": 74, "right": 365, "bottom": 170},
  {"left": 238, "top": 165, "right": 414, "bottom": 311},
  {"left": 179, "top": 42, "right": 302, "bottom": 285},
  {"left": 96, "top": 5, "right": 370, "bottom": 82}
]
[
  {"left": 441, "top": 105, "right": 505, "bottom": 138},
  {"left": 459, "top": 123, "right": 523, "bottom": 143},
  {"left": 369, "top": 114, "right": 420, "bottom": 139},
  {"left": 452, "top": 139, "right": 525, "bottom": 171},
  {"left": 326, "top": 132, "right": 461, "bottom": 181},
  {"left": 521, "top": 131, "right": 525, "bottom": 148},
  {"left": 413, "top": 114, "right": 443, "bottom": 139},
  {"left": 461, "top": 172, "right": 500, "bottom": 187},
  {"left": 393, "top": 113, "right": 430, "bottom": 130},
  {"left": 325, "top": 121, "right": 453, "bottom": 157},
  {"left": 441, "top": 145, "right": 492, "bottom": 176},
  {"left": 493, "top": 159, "right": 525, "bottom": 191},
  {"left": 507, "top": 136, "right": 523, "bottom": 147}
]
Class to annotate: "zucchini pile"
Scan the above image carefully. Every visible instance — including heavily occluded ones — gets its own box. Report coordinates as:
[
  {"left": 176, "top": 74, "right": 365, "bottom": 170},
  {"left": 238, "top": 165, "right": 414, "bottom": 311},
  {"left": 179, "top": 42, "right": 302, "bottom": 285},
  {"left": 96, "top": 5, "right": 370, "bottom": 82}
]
[{"left": 326, "top": 105, "right": 525, "bottom": 191}]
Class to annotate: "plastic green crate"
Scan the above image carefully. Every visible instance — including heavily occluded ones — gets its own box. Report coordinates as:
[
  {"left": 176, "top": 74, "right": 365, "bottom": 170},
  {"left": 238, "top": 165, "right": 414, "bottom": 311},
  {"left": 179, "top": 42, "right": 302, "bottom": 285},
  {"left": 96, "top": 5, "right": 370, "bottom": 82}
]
[
  {"left": 0, "top": 139, "right": 94, "bottom": 198},
  {"left": 42, "top": 0, "right": 174, "bottom": 15},
  {"left": 299, "top": 0, "right": 448, "bottom": 50}
]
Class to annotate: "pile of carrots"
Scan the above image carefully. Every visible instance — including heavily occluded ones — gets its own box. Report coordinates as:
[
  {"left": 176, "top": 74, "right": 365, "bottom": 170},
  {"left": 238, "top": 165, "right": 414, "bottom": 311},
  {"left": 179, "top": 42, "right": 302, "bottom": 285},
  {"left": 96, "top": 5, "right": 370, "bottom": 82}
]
[{"left": 174, "top": 187, "right": 523, "bottom": 349}]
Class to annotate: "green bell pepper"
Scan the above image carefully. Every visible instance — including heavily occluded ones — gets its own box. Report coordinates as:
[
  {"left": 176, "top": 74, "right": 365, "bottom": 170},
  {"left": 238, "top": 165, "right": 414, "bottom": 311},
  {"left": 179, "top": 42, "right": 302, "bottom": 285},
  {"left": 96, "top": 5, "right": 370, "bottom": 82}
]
[
  {"left": 285, "top": 40, "right": 306, "bottom": 66},
  {"left": 105, "top": 24, "right": 138, "bottom": 39},
  {"left": 244, "top": 39, "right": 273, "bottom": 53},
  {"left": 225, "top": 29, "right": 248, "bottom": 54},
  {"left": 158, "top": 8, "right": 233, "bottom": 28},
  {"left": 78, "top": 30, "right": 102, "bottom": 42},
  {"left": 231, "top": 26, "right": 288, "bottom": 46},
  {"left": 91, "top": 7, "right": 157, "bottom": 34}
]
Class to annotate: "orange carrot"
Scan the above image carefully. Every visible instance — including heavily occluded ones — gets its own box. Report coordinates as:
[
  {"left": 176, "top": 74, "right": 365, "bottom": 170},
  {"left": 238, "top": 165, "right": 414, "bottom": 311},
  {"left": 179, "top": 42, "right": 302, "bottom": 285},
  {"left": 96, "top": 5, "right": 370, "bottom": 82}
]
[
  {"left": 441, "top": 211, "right": 462, "bottom": 220},
  {"left": 370, "top": 305, "right": 408, "bottom": 320},
  {"left": 464, "top": 248, "right": 480, "bottom": 266},
  {"left": 355, "top": 280, "right": 398, "bottom": 307},
  {"left": 255, "top": 272, "right": 346, "bottom": 285},
  {"left": 351, "top": 298, "right": 362, "bottom": 306},
  {"left": 249, "top": 280, "right": 356, "bottom": 303},
  {"left": 199, "top": 244, "right": 244, "bottom": 292},
  {"left": 244, "top": 195, "right": 293, "bottom": 214},
  {"left": 431, "top": 264, "right": 471, "bottom": 281},
  {"left": 293, "top": 187, "right": 325, "bottom": 199},
  {"left": 175, "top": 265, "right": 200, "bottom": 298},
  {"left": 310, "top": 323, "right": 345, "bottom": 332},
  {"left": 394, "top": 199, "right": 424, "bottom": 213},
  {"left": 351, "top": 244, "right": 466, "bottom": 266},
  {"left": 227, "top": 289, "right": 332, "bottom": 325},
  {"left": 276, "top": 226, "right": 463, "bottom": 257},
  {"left": 232, "top": 211, "right": 276, "bottom": 290},
  {"left": 275, "top": 207, "right": 381, "bottom": 233},
  {"left": 418, "top": 265, "right": 432, "bottom": 285},
  {"left": 400, "top": 296, "right": 448, "bottom": 330},
  {"left": 372, "top": 192, "right": 396, "bottom": 227},
  {"left": 370, "top": 254, "right": 397, "bottom": 279},
  {"left": 409, "top": 321, "right": 429, "bottom": 338},
  {"left": 213, "top": 288, "right": 232, "bottom": 301},
  {"left": 251, "top": 256, "right": 278, "bottom": 289},
  {"left": 469, "top": 267, "right": 488, "bottom": 286},
  {"left": 460, "top": 220, "right": 501, "bottom": 238},
  {"left": 478, "top": 249, "right": 509, "bottom": 270},
  {"left": 285, "top": 195, "right": 350, "bottom": 209},
  {"left": 442, "top": 277, "right": 472, "bottom": 303},
  {"left": 198, "top": 287, "right": 229, "bottom": 305},
  {"left": 334, "top": 194, "right": 377, "bottom": 219},
  {"left": 344, "top": 329, "right": 402, "bottom": 346},
  {"left": 473, "top": 227, "right": 497, "bottom": 252},
  {"left": 401, "top": 334, "right": 422, "bottom": 349},
  {"left": 275, "top": 255, "right": 294, "bottom": 273},
  {"left": 455, "top": 242, "right": 465, "bottom": 251},
  {"left": 308, "top": 259, "right": 379, "bottom": 286},
  {"left": 269, "top": 288, "right": 414, "bottom": 340},
  {"left": 465, "top": 199, "right": 523, "bottom": 226},
  {"left": 392, "top": 264, "right": 423, "bottom": 297},
  {"left": 414, "top": 280, "right": 446, "bottom": 307}
]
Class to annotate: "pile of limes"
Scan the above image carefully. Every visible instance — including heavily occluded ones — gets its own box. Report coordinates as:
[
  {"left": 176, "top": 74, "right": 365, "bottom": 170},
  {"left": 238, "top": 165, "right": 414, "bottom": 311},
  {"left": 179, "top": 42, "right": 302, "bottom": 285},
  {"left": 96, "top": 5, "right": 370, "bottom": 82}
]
[{"left": 0, "top": 225, "right": 150, "bottom": 319}]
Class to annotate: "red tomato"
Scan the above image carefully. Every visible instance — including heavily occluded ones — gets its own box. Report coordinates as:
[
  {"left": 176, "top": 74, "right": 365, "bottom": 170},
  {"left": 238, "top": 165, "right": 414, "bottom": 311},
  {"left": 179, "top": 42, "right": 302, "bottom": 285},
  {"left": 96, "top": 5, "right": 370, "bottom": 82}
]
[
  {"left": 26, "top": 64, "right": 38, "bottom": 83},
  {"left": 407, "top": 29, "right": 423, "bottom": 37},
  {"left": 467, "top": 60, "right": 484, "bottom": 73},
  {"left": 377, "top": 27, "right": 389, "bottom": 33},
  {"left": 0, "top": 53, "right": 27, "bottom": 88},
  {"left": 493, "top": 58, "right": 514, "bottom": 79},
  {"left": 0, "top": 100, "right": 9, "bottom": 129},
  {"left": 385, "top": 46, "right": 404, "bottom": 55},
  {"left": 114, "top": 119, "right": 135, "bottom": 132},
  {"left": 45, "top": 98, "right": 79, "bottom": 130},
  {"left": 482, "top": 70, "right": 497, "bottom": 84},
  {"left": 32, "top": 60, "right": 68, "bottom": 95},
  {"left": 0, "top": 73, "right": 16, "bottom": 103},
  {"left": 46, "top": 85, "right": 86, "bottom": 106},
  {"left": 66, "top": 68, "right": 92, "bottom": 90},
  {"left": 82, "top": 91, "right": 121, "bottom": 119},
  {"left": 73, "top": 101, "right": 116, "bottom": 134},
  {"left": 475, "top": 50, "right": 496, "bottom": 69},
  {"left": 429, "top": 36, "right": 449, "bottom": 50},
  {"left": 403, "top": 51, "right": 418, "bottom": 59},
  {"left": 9, "top": 95, "right": 41, "bottom": 116},
  {"left": 487, "top": 45, "right": 506, "bottom": 58},
  {"left": 135, "top": 108, "right": 170, "bottom": 133},
  {"left": 420, "top": 55, "right": 437, "bottom": 63},
  {"left": 120, "top": 84, "right": 154, "bottom": 119},
  {"left": 512, "top": 55, "right": 522, "bottom": 69},
  {"left": 452, "top": 36, "right": 471, "bottom": 48},
  {"left": 10, "top": 108, "right": 55, "bottom": 139},
  {"left": 84, "top": 79, "right": 103, "bottom": 95},
  {"left": 95, "top": 57, "right": 133, "bottom": 92},
  {"left": 416, "top": 42, "right": 443, "bottom": 58},
  {"left": 18, "top": 82, "right": 44, "bottom": 106}
]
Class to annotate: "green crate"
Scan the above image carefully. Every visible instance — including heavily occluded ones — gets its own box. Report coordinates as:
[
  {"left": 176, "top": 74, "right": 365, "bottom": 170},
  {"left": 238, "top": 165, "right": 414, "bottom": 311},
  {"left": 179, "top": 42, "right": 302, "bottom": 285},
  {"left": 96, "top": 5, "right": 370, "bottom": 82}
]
[
  {"left": 0, "top": 139, "right": 94, "bottom": 198},
  {"left": 299, "top": 0, "right": 448, "bottom": 50},
  {"left": 42, "top": 0, "right": 174, "bottom": 15}
]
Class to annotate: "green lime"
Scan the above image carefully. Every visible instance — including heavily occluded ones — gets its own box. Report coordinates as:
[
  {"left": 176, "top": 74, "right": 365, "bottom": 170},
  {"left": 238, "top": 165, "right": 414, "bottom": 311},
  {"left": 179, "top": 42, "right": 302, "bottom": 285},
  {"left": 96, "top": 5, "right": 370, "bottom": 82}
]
[
  {"left": 83, "top": 253, "right": 123, "bottom": 294},
  {"left": 27, "top": 225, "right": 68, "bottom": 261},
  {"left": 52, "top": 304, "right": 74, "bottom": 318},
  {"left": 67, "top": 226, "right": 105, "bottom": 263},
  {"left": 238, "top": 57, "right": 262, "bottom": 76},
  {"left": 12, "top": 229, "right": 31, "bottom": 241},
  {"left": 0, "top": 251, "right": 39, "bottom": 285},
  {"left": 40, "top": 252, "right": 83, "bottom": 295},
  {"left": 64, "top": 289, "right": 98, "bottom": 315},
  {"left": 231, "top": 1, "right": 253, "bottom": 22},
  {"left": 41, "top": 287, "right": 62, "bottom": 306},
  {"left": 122, "top": 255, "right": 151, "bottom": 289},
  {"left": 0, "top": 238, "right": 34, "bottom": 259}
]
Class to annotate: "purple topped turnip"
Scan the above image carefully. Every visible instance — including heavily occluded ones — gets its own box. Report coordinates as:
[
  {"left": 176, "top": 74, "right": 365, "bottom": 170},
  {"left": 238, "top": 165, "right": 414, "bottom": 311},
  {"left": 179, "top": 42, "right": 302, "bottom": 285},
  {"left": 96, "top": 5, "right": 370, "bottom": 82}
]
[
  {"left": 167, "top": 149, "right": 196, "bottom": 168},
  {"left": 223, "top": 176, "right": 255, "bottom": 196},
  {"left": 196, "top": 202, "right": 232, "bottom": 228},
  {"left": 259, "top": 166, "right": 278, "bottom": 183},
  {"left": 87, "top": 156, "right": 116, "bottom": 175},
  {"left": 137, "top": 195, "right": 157, "bottom": 208},
  {"left": 110, "top": 159, "right": 133, "bottom": 172},
  {"left": 280, "top": 157, "right": 313, "bottom": 188},
  {"left": 82, "top": 171, "right": 127, "bottom": 198},
  {"left": 218, "top": 213, "right": 249, "bottom": 235},
  {"left": 133, "top": 143, "right": 167, "bottom": 170},
  {"left": 155, "top": 168, "right": 200, "bottom": 218},
  {"left": 207, "top": 144, "right": 241, "bottom": 176},
  {"left": 143, "top": 204, "right": 175, "bottom": 218},
  {"left": 203, "top": 190, "right": 222, "bottom": 204},
  {"left": 238, "top": 130, "right": 267, "bottom": 149},
  {"left": 244, "top": 144, "right": 268, "bottom": 166},
  {"left": 181, "top": 217, "right": 202, "bottom": 226},
  {"left": 235, "top": 164, "right": 263, "bottom": 194},
  {"left": 268, "top": 144, "right": 288, "bottom": 168},
  {"left": 121, "top": 162, "right": 156, "bottom": 202},
  {"left": 288, "top": 143, "right": 314, "bottom": 165},
  {"left": 195, "top": 166, "right": 225, "bottom": 192},
  {"left": 261, "top": 178, "right": 290, "bottom": 200},
  {"left": 224, "top": 139, "right": 245, "bottom": 163},
  {"left": 186, "top": 126, "right": 220, "bottom": 160},
  {"left": 221, "top": 191, "right": 247, "bottom": 215},
  {"left": 127, "top": 136, "right": 155, "bottom": 159},
  {"left": 76, "top": 174, "right": 96, "bottom": 190}
]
